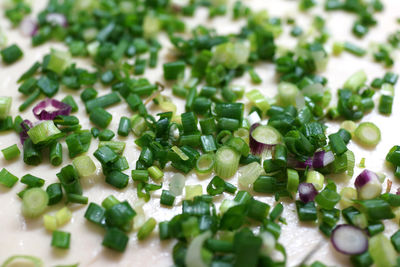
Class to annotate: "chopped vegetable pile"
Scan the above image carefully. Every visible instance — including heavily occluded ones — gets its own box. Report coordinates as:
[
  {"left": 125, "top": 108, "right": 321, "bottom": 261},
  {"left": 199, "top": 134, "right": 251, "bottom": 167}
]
[{"left": 1, "top": 0, "right": 400, "bottom": 266}]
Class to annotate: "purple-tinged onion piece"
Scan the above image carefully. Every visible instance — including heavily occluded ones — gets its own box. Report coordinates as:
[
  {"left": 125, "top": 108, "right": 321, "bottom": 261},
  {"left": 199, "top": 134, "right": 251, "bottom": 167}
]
[
  {"left": 288, "top": 150, "right": 335, "bottom": 170},
  {"left": 354, "top": 169, "right": 382, "bottom": 200},
  {"left": 312, "top": 150, "right": 335, "bottom": 169},
  {"left": 331, "top": 224, "right": 368, "bottom": 255},
  {"left": 20, "top": 17, "right": 38, "bottom": 37},
  {"left": 249, "top": 124, "right": 281, "bottom": 155},
  {"left": 19, "top": 119, "right": 33, "bottom": 145},
  {"left": 46, "top": 13, "right": 68, "bottom": 27},
  {"left": 298, "top": 183, "right": 318, "bottom": 203},
  {"left": 33, "top": 99, "right": 71, "bottom": 121}
]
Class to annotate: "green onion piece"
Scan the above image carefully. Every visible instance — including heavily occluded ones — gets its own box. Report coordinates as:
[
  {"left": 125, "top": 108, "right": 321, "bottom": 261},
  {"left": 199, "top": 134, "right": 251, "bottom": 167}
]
[
  {"left": 22, "top": 188, "right": 49, "bottom": 218},
  {"left": 306, "top": 170, "right": 324, "bottom": 191},
  {"left": 160, "top": 190, "right": 175, "bottom": 206},
  {"left": 131, "top": 115, "right": 147, "bottom": 136},
  {"left": 344, "top": 42, "right": 366, "bottom": 57},
  {"left": 118, "top": 116, "right": 131, "bottom": 137},
  {"left": 245, "top": 89, "right": 270, "bottom": 113},
  {"left": 1, "top": 144, "right": 20, "bottom": 160},
  {"left": 89, "top": 107, "right": 113, "bottom": 129},
  {"left": 315, "top": 188, "right": 341, "bottom": 210},
  {"left": 369, "top": 234, "right": 397, "bottom": 267},
  {"left": 21, "top": 174, "right": 44, "bottom": 188},
  {"left": 84, "top": 203, "right": 106, "bottom": 226},
  {"left": 214, "top": 146, "right": 240, "bottom": 179},
  {"left": 94, "top": 146, "right": 118, "bottom": 165},
  {"left": 185, "top": 185, "right": 203, "bottom": 200},
  {"left": 23, "top": 138, "right": 42, "bottom": 166},
  {"left": 85, "top": 92, "right": 121, "bottom": 113},
  {"left": 287, "top": 168, "right": 299, "bottom": 193},
  {"left": 98, "top": 129, "right": 115, "bottom": 141},
  {"left": 46, "top": 183, "right": 63, "bottom": 205},
  {"left": 0, "top": 168, "right": 19, "bottom": 188},
  {"left": 0, "top": 96, "right": 12, "bottom": 120},
  {"left": 148, "top": 166, "right": 164, "bottom": 181},
  {"left": 99, "top": 141, "right": 126, "bottom": 155},
  {"left": 206, "top": 176, "right": 226, "bottom": 196},
  {"left": 67, "top": 193, "right": 88, "bottom": 204},
  {"left": 27, "top": 120, "right": 62, "bottom": 145},
  {"left": 51, "top": 230, "right": 71, "bottom": 249},
  {"left": 328, "top": 133, "right": 348, "bottom": 155},
  {"left": 391, "top": 230, "right": 400, "bottom": 252},
  {"left": 105, "top": 171, "right": 129, "bottom": 189},
  {"left": 270, "top": 203, "right": 284, "bottom": 221},
  {"left": 61, "top": 95, "right": 78, "bottom": 113},
  {"left": 339, "top": 187, "right": 357, "bottom": 209},
  {"left": 131, "top": 170, "right": 149, "bottom": 182},
  {"left": 195, "top": 153, "right": 215, "bottom": 174},
  {"left": 72, "top": 155, "right": 96, "bottom": 177},
  {"left": 46, "top": 49, "right": 71, "bottom": 75},
  {"left": 1, "top": 255, "right": 43, "bottom": 267},
  {"left": 80, "top": 88, "right": 98, "bottom": 102},
  {"left": 343, "top": 70, "right": 367, "bottom": 92},
  {"left": 19, "top": 77, "right": 37, "bottom": 95},
  {"left": 55, "top": 207, "right": 72, "bottom": 227},
  {"left": 43, "top": 215, "right": 58, "bottom": 231},
  {"left": 138, "top": 218, "right": 157, "bottom": 240},
  {"left": 354, "top": 122, "right": 381, "bottom": 147},
  {"left": 1, "top": 44, "right": 23, "bottom": 64},
  {"left": 296, "top": 201, "right": 317, "bottom": 221},
  {"left": 56, "top": 165, "right": 82, "bottom": 195},
  {"left": 163, "top": 61, "right": 185, "bottom": 80},
  {"left": 350, "top": 252, "right": 373, "bottom": 267},
  {"left": 248, "top": 198, "right": 270, "bottom": 221},
  {"left": 49, "top": 142, "right": 63, "bottom": 166},
  {"left": 102, "top": 195, "right": 120, "bottom": 210},
  {"left": 238, "top": 161, "right": 264, "bottom": 188},
  {"left": 358, "top": 199, "right": 394, "bottom": 220},
  {"left": 19, "top": 89, "right": 41, "bottom": 112}
]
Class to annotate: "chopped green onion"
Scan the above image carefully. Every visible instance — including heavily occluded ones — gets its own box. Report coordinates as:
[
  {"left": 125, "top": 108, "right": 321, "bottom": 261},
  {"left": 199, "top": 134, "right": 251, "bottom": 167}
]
[
  {"left": 46, "top": 183, "right": 63, "bottom": 205},
  {"left": 72, "top": 155, "right": 96, "bottom": 177},
  {"left": 46, "top": 49, "right": 71, "bottom": 75},
  {"left": 1, "top": 44, "right": 23, "bottom": 64},
  {"left": 148, "top": 166, "right": 164, "bottom": 181},
  {"left": 55, "top": 207, "right": 72, "bottom": 227},
  {"left": 118, "top": 116, "right": 131, "bottom": 137},
  {"left": 0, "top": 168, "right": 19, "bottom": 188},
  {"left": 0, "top": 96, "right": 12, "bottom": 120},
  {"left": 306, "top": 170, "right": 324, "bottom": 191},
  {"left": 1, "top": 144, "right": 20, "bottom": 160},
  {"left": 160, "top": 190, "right": 175, "bottom": 206},
  {"left": 195, "top": 153, "right": 215, "bottom": 174},
  {"left": 21, "top": 174, "right": 44, "bottom": 188},
  {"left": 163, "top": 61, "right": 185, "bottom": 80},
  {"left": 343, "top": 70, "right": 367, "bottom": 92},
  {"left": 138, "top": 218, "right": 157, "bottom": 240},
  {"left": 43, "top": 215, "right": 58, "bottom": 231},
  {"left": 245, "top": 89, "right": 270, "bottom": 113},
  {"left": 51, "top": 230, "right": 71, "bottom": 249},
  {"left": 185, "top": 185, "right": 203, "bottom": 200},
  {"left": 214, "top": 146, "right": 240, "bottom": 179},
  {"left": 1, "top": 255, "right": 43, "bottom": 267},
  {"left": 27, "top": 120, "right": 63, "bottom": 145},
  {"left": 89, "top": 107, "right": 113, "bottom": 129},
  {"left": 22, "top": 188, "right": 49, "bottom": 218},
  {"left": 287, "top": 168, "right": 299, "bottom": 193},
  {"left": 102, "top": 227, "right": 129, "bottom": 252},
  {"left": 369, "top": 234, "right": 397, "bottom": 267},
  {"left": 354, "top": 122, "right": 381, "bottom": 147},
  {"left": 49, "top": 142, "right": 63, "bottom": 166},
  {"left": 98, "top": 129, "right": 115, "bottom": 141}
]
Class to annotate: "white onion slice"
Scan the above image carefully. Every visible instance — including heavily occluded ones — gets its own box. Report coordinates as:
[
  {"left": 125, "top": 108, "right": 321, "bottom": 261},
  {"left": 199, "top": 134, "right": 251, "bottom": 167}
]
[
  {"left": 331, "top": 224, "right": 368, "bottom": 255},
  {"left": 184, "top": 231, "right": 212, "bottom": 267}
]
